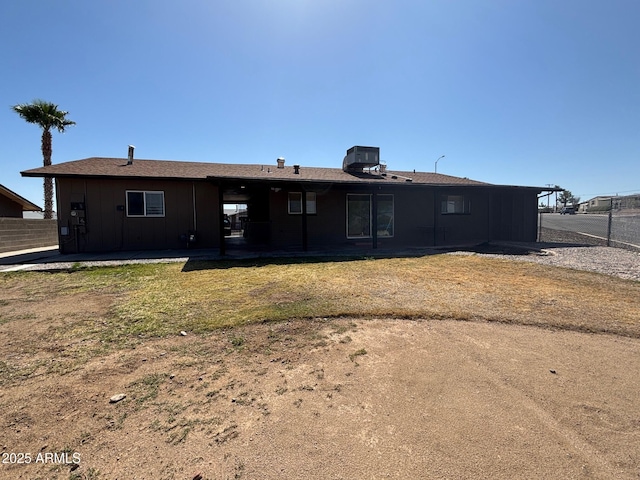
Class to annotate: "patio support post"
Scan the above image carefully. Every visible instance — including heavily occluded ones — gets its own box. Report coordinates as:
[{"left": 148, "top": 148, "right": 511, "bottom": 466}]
[
  {"left": 607, "top": 198, "right": 613, "bottom": 247},
  {"left": 218, "top": 183, "right": 225, "bottom": 256},
  {"left": 372, "top": 191, "right": 378, "bottom": 249},
  {"left": 301, "top": 186, "right": 308, "bottom": 251},
  {"left": 433, "top": 189, "right": 438, "bottom": 246}
]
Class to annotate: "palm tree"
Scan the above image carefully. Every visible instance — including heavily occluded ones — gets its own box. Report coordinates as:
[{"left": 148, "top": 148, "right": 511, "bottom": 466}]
[{"left": 12, "top": 99, "right": 75, "bottom": 219}]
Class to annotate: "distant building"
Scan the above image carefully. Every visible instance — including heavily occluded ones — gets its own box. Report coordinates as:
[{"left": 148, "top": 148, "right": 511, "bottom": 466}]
[{"left": 578, "top": 194, "right": 640, "bottom": 213}]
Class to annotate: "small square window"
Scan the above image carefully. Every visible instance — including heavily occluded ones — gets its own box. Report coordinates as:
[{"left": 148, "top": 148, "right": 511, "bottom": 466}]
[
  {"left": 441, "top": 195, "right": 470, "bottom": 214},
  {"left": 126, "top": 191, "right": 165, "bottom": 217},
  {"left": 288, "top": 192, "right": 316, "bottom": 214},
  {"left": 306, "top": 192, "right": 317, "bottom": 214},
  {"left": 288, "top": 192, "right": 302, "bottom": 214},
  {"left": 127, "top": 191, "right": 145, "bottom": 216},
  {"left": 145, "top": 192, "right": 164, "bottom": 216}
]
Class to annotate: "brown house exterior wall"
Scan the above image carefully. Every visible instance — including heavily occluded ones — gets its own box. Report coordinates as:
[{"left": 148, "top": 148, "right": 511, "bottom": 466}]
[
  {"left": 0, "top": 195, "right": 24, "bottom": 218},
  {"left": 56, "top": 178, "right": 220, "bottom": 253},
  {"left": 264, "top": 184, "right": 538, "bottom": 250},
  {"left": 490, "top": 190, "right": 538, "bottom": 242},
  {"left": 53, "top": 176, "right": 539, "bottom": 254},
  {"left": 435, "top": 187, "right": 486, "bottom": 245}
]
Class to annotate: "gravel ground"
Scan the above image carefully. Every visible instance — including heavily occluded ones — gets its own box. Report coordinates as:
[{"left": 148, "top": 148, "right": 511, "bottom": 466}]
[{"left": 460, "top": 244, "right": 640, "bottom": 282}]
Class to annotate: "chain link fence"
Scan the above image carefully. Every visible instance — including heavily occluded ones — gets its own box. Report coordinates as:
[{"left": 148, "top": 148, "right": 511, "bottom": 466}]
[{"left": 538, "top": 195, "right": 640, "bottom": 252}]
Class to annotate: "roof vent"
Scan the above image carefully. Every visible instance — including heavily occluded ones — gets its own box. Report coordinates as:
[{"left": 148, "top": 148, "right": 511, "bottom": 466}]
[
  {"left": 277, "top": 157, "right": 285, "bottom": 169},
  {"left": 342, "top": 146, "right": 380, "bottom": 172},
  {"left": 293, "top": 164, "right": 300, "bottom": 174},
  {"left": 127, "top": 145, "right": 135, "bottom": 165}
]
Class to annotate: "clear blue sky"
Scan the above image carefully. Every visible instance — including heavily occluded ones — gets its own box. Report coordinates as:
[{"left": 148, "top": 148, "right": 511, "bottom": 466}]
[{"left": 2, "top": 0, "right": 639, "bottom": 210}]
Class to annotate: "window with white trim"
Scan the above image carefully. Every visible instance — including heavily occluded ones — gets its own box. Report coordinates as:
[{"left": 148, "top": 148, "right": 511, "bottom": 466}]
[
  {"left": 441, "top": 195, "right": 470, "bottom": 214},
  {"left": 288, "top": 192, "right": 316, "bottom": 214},
  {"left": 126, "top": 191, "right": 165, "bottom": 217},
  {"left": 346, "top": 194, "right": 394, "bottom": 238}
]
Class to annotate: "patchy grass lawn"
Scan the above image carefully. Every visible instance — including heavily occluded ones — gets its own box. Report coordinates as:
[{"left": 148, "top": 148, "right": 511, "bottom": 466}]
[
  {"left": 1, "top": 254, "right": 639, "bottom": 479},
  {"left": 1, "top": 254, "right": 638, "bottom": 349}
]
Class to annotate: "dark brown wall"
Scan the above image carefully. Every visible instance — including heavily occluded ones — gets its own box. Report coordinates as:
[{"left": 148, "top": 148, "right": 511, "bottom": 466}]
[
  {"left": 489, "top": 189, "right": 538, "bottom": 242},
  {"left": 269, "top": 184, "right": 351, "bottom": 248},
  {"left": 434, "top": 187, "right": 491, "bottom": 245},
  {"left": 266, "top": 184, "right": 519, "bottom": 249},
  {"left": 56, "top": 178, "right": 220, "bottom": 253},
  {"left": 55, "top": 176, "right": 539, "bottom": 254},
  {"left": 0, "top": 195, "right": 24, "bottom": 218}
]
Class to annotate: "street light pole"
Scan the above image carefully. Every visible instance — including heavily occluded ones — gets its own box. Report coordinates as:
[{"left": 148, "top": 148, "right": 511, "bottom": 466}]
[
  {"left": 545, "top": 184, "right": 553, "bottom": 210},
  {"left": 434, "top": 155, "right": 445, "bottom": 173}
]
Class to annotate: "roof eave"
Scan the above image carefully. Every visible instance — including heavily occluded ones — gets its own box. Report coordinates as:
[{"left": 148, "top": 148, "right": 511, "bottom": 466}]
[{"left": 0, "top": 184, "right": 42, "bottom": 211}]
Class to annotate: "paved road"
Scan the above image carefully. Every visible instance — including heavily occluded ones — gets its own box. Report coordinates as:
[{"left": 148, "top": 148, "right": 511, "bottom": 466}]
[
  {"left": 541, "top": 213, "right": 608, "bottom": 237},
  {"left": 541, "top": 213, "right": 640, "bottom": 247}
]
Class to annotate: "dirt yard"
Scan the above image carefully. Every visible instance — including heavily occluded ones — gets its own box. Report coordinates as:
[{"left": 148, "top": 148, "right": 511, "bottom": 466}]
[{"left": 2, "top": 308, "right": 640, "bottom": 479}]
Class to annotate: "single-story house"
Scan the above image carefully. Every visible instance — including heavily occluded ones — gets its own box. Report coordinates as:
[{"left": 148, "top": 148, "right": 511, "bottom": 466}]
[
  {"left": 0, "top": 184, "right": 41, "bottom": 218},
  {"left": 224, "top": 206, "right": 247, "bottom": 232},
  {"left": 579, "top": 194, "right": 640, "bottom": 213},
  {"left": 579, "top": 196, "right": 615, "bottom": 213},
  {"left": 587, "top": 196, "right": 613, "bottom": 211},
  {"left": 21, "top": 146, "right": 552, "bottom": 255}
]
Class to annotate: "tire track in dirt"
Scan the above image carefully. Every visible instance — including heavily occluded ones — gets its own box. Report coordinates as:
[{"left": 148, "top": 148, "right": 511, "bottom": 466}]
[{"left": 454, "top": 328, "right": 630, "bottom": 479}]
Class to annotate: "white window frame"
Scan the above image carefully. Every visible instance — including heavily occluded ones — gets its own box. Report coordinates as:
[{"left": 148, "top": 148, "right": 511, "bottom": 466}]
[
  {"left": 126, "top": 190, "right": 165, "bottom": 217},
  {"left": 288, "top": 192, "right": 316, "bottom": 215}
]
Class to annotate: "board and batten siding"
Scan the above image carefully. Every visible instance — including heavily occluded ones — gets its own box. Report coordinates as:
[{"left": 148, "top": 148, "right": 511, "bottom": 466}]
[{"left": 55, "top": 178, "right": 220, "bottom": 253}]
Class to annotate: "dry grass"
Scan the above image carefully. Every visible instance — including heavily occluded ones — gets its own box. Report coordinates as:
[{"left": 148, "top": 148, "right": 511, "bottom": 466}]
[
  {"left": 1, "top": 254, "right": 639, "bottom": 480},
  {"left": 1, "top": 254, "right": 639, "bottom": 348}
]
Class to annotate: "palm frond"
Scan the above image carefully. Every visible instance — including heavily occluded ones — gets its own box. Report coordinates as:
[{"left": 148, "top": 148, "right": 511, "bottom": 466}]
[{"left": 11, "top": 99, "right": 76, "bottom": 132}]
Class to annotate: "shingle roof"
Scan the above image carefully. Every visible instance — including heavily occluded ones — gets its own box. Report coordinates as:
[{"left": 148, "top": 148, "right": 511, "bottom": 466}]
[{"left": 21, "top": 157, "right": 491, "bottom": 187}]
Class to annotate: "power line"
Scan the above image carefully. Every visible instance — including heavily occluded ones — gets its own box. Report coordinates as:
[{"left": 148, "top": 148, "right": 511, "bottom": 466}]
[{"left": 575, "top": 188, "right": 640, "bottom": 198}]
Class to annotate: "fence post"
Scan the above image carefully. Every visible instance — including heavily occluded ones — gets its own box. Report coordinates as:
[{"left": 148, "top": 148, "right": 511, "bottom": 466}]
[
  {"left": 538, "top": 210, "right": 542, "bottom": 242},
  {"left": 606, "top": 198, "right": 613, "bottom": 247}
]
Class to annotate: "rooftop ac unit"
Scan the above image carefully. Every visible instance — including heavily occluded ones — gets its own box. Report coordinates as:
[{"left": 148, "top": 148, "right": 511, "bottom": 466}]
[{"left": 342, "top": 146, "right": 380, "bottom": 172}]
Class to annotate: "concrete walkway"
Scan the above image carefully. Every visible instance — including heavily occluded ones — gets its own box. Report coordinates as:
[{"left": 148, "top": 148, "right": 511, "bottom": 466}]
[
  {"left": 0, "top": 246, "right": 61, "bottom": 271},
  {"left": 0, "top": 245, "right": 226, "bottom": 272},
  {"left": 0, "top": 243, "right": 462, "bottom": 272},
  {"left": 0, "top": 242, "right": 551, "bottom": 273}
]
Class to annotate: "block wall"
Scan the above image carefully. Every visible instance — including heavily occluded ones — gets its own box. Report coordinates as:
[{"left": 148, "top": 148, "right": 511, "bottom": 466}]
[{"left": 0, "top": 218, "right": 58, "bottom": 253}]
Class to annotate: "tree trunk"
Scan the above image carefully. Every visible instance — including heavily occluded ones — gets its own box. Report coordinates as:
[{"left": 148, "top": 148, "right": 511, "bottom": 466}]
[
  {"left": 41, "top": 129, "right": 53, "bottom": 219},
  {"left": 43, "top": 178, "right": 54, "bottom": 220}
]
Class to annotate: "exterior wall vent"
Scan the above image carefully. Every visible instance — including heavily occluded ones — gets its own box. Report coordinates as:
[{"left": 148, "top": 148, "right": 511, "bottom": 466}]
[{"left": 342, "top": 146, "right": 380, "bottom": 172}]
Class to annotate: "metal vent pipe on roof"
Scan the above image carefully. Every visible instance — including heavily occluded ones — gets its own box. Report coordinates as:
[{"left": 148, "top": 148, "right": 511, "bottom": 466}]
[
  {"left": 293, "top": 164, "right": 300, "bottom": 174},
  {"left": 127, "top": 145, "right": 135, "bottom": 165}
]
